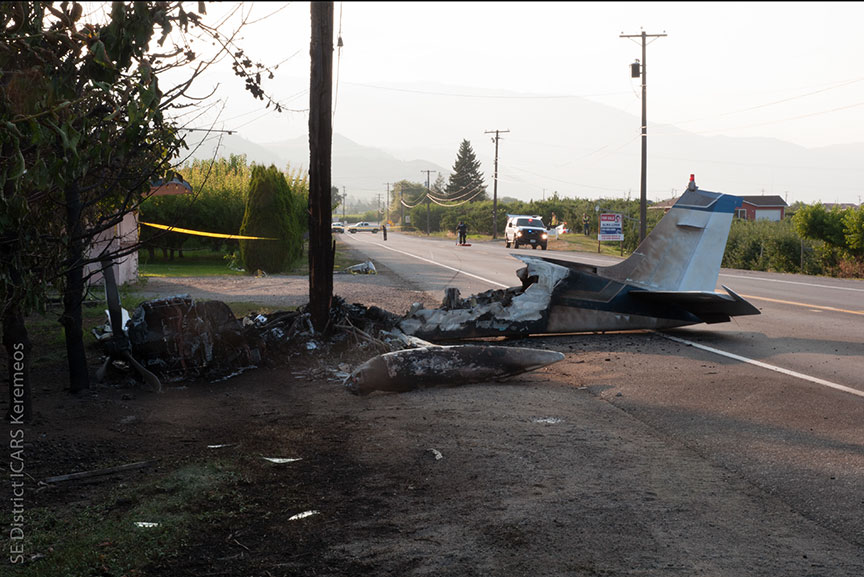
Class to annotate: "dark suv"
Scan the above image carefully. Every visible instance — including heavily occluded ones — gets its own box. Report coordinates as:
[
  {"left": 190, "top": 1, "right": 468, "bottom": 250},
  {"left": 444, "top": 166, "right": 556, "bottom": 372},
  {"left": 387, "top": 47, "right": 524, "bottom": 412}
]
[{"left": 504, "top": 215, "right": 548, "bottom": 250}]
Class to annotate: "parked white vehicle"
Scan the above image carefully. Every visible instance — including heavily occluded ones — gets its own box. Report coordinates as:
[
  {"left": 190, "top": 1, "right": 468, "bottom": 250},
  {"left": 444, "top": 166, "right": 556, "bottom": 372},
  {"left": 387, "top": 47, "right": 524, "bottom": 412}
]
[{"left": 348, "top": 221, "right": 379, "bottom": 233}]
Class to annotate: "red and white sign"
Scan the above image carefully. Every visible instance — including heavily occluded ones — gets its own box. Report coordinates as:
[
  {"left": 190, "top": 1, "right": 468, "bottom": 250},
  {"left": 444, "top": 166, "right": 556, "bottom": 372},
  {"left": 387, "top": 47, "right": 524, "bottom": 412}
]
[{"left": 598, "top": 213, "right": 624, "bottom": 241}]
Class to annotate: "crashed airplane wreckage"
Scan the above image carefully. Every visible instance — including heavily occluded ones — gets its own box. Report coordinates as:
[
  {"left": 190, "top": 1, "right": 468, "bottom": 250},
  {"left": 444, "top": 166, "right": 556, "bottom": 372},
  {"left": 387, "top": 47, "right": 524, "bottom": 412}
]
[
  {"left": 344, "top": 344, "right": 565, "bottom": 396},
  {"left": 398, "top": 179, "right": 761, "bottom": 341}
]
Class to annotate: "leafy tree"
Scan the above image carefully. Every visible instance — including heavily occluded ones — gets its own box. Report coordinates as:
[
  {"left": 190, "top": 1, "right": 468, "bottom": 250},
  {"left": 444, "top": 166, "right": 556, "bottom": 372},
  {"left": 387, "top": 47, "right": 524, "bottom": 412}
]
[
  {"left": 444, "top": 140, "right": 487, "bottom": 202},
  {"left": 723, "top": 219, "right": 805, "bottom": 273},
  {"left": 138, "top": 154, "right": 253, "bottom": 261},
  {"left": 331, "top": 185, "right": 343, "bottom": 212},
  {"left": 409, "top": 203, "right": 447, "bottom": 235},
  {"left": 842, "top": 205, "right": 864, "bottom": 258},
  {"left": 792, "top": 203, "right": 847, "bottom": 248},
  {"left": 1, "top": 2, "right": 280, "bottom": 401},
  {"left": 391, "top": 180, "right": 428, "bottom": 228},
  {"left": 239, "top": 165, "right": 307, "bottom": 274}
]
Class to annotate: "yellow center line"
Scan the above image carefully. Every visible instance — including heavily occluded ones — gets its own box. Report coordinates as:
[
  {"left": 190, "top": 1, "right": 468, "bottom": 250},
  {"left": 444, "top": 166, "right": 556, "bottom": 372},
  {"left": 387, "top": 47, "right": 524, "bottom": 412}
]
[{"left": 741, "top": 294, "right": 864, "bottom": 316}]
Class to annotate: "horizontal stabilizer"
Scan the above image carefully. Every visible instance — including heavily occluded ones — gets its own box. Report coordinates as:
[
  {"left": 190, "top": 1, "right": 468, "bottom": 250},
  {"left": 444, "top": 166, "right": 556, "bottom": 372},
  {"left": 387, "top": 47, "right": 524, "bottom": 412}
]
[{"left": 629, "top": 286, "right": 761, "bottom": 324}]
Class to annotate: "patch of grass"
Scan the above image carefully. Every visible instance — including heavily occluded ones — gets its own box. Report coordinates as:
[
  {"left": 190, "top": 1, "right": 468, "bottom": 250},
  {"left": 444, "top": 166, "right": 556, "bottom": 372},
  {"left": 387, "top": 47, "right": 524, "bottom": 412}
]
[
  {"left": 139, "top": 250, "right": 244, "bottom": 278},
  {"left": 10, "top": 461, "right": 242, "bottom": 577},
  {"left": 550, "top": 233, "right": 628, "bottom": 257},
  {"left": 395, "top": 228, "right": 629, "bottom": 257}
]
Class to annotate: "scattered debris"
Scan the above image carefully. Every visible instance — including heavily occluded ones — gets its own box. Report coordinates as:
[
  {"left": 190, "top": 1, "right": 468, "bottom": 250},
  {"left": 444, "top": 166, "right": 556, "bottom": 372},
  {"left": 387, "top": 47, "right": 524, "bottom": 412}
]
[
  {"left": 92, "top": 307, "right": 131, "bottom": 341},
  {"left": 344, "top": 260, "right": 377, "bottom": 275},
  {"left": 134, "top": 522, "right": 160, "bottom": 528},
  {"left": 209, "top": 367, "right": 256, "bottom": 383},
  {"left": 344, "top": 344, "right": 564, "bottom": 396},
  {"left": 532, "top": 417, "right": 564, "bottom": 424},
  {"left": 95, "top": 258, "right": 164, "bottom": 391},
  {"left": 262, "top": 457, "right": 302, "bottom": 464},
  {"left": 397, "top": 260, "right": 563, "bottom": 340},
  {"left": 207, "top": 444, "right": 237, "bottom": 449},
  {"left": 126, "top": 295, "right": 261, "bottom": 383},
  {"left": 429, "top": 448, "right": 444, "bottom": 460},
  {"left": 288, "top": 510, "right": 319, "bottom": 521}
]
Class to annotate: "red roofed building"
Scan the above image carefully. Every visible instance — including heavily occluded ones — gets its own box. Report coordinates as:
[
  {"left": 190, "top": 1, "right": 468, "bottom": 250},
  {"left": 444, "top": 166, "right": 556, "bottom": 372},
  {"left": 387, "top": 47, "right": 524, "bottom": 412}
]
[
  {"left": 735, "top": 195, "right": 788, "bottom": 221},
  {"left": 86, "top": 177, "right": 193, "bottom": 287}
]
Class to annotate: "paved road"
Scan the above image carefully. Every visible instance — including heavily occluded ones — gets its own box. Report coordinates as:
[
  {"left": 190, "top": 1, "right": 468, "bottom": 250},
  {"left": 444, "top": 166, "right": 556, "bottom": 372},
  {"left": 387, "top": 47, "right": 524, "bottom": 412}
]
[
  {"left": 339, "top": 230, "right": 864, "bottom": 558},
  {"left": 341, "top": 230, "right": 864, "bottom": 397}
]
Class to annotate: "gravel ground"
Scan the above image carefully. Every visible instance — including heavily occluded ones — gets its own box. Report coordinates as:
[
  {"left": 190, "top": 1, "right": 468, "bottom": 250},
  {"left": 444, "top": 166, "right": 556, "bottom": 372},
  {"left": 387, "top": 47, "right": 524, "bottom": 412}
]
[
  {"left": 133, "top": 268, "right": 441, "bottom": 315},
  {"left": 10, "top": 261, "right": 862, "bottom": 576}
]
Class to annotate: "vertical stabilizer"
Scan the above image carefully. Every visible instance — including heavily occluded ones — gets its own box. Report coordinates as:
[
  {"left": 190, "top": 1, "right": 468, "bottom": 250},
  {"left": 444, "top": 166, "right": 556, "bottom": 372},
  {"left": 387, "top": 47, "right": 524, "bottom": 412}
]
[{"left": 600, "top": 177, "right": 739, "bottom": 291}]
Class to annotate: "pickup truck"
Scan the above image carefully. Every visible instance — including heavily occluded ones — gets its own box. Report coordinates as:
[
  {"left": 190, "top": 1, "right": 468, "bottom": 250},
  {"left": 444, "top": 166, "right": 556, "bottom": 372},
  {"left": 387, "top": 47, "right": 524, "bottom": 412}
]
[{"left": 347, "top": 221, "right": 379, "bottom": 233}]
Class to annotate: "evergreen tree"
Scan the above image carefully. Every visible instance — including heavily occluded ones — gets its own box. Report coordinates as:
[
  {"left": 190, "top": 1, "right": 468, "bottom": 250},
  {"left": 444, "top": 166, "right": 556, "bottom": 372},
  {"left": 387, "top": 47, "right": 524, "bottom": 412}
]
[
  {"left": 239, "top": 165, "right": 306, "bottom": 274},
  {"left": 445, "top": 140, "right": 487, "bottom": 202}
]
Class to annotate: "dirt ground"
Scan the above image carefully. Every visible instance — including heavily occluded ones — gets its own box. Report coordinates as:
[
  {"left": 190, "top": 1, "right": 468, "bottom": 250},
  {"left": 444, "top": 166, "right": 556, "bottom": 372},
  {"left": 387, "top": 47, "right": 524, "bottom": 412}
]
[{"left": 5, "top": 259, "right": 863, "bottom": 576}]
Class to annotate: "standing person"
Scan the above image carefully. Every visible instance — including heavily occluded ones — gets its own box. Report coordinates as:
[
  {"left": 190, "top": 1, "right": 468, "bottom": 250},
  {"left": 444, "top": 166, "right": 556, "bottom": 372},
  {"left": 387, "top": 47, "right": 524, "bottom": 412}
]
[
  {"left": 549, "top": 212, "right": 558, "bottom": 229},
  {"left": 456, "top": 221, "right": 467, "bottom": 245},
  {"left": 582, "top": 213, "right": 590, "bottom": 236},
  {"left": 382, "top": 223, "right": 387, "bottom": 241}
]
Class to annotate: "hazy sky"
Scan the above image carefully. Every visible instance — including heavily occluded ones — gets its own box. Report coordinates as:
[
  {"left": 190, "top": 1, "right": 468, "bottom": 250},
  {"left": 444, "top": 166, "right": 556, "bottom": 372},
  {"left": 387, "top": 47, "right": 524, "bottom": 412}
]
[
  {"left": 160, "top": 2, "right": 864, "bottom": 204},
  {"left": 184, "top": 1, "right": 864, "bottom": 147}
]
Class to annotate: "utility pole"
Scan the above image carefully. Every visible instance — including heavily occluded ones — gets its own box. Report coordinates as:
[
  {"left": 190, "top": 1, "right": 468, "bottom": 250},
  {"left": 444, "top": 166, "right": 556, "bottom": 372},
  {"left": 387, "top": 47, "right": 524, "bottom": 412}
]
[
  {"left": 485, "top": 129, "right": 509, "bottom": 239},
  {"left": 421, "top": 170, "right": 436, "bottom": 235},
  {"left": 399, "top": 183, "right": 405, "bottom": 230},
  {"left": 308, "top": 1, "right": 334, "bottom": 332},
  {"left": 620, "top": 29, "right": 666, "bottom": 243},
  {"left": 376, "top": 193, "right": 382, "bottom": 225},
  {"left": 384, "top": 182, "right": 391, "bottom": 225},
  {"left": 341, "top": 185, "right": 346, "bottom": 221}
]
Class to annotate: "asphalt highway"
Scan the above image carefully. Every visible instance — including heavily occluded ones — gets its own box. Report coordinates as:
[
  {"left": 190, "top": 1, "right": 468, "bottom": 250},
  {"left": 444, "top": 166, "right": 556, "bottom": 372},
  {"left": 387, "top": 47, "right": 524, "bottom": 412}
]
[
  {"left": 339, "top": 229, "right": 864, "bottom": 559},
  {"left": 340, "top": 230, "right": 863, "bottom": 397}
]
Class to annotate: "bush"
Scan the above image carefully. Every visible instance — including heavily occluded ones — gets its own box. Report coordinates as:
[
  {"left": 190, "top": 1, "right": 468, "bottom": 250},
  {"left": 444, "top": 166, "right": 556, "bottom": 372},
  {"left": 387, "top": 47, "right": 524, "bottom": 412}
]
[
  {"left": 239, "top": 165, "right": 307, "bottom": 274},
  {"left": 723, "top": 219, "right": 813, "bottom": 273}
]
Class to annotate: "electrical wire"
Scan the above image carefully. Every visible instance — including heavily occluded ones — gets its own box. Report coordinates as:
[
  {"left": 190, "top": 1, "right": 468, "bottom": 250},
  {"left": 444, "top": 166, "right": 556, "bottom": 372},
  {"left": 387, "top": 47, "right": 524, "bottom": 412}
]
[
  {"left": 427, "top": 182, "right": 487, "bottom": 203},
  {"left": 665, "top": 76, "right": 864, "bottom": 127},
  {"left": 344, "top": 81, "right": 630, "bottom": 100},
  {"left": 399, "top": 192, "right": 429, "bottom": 209}
]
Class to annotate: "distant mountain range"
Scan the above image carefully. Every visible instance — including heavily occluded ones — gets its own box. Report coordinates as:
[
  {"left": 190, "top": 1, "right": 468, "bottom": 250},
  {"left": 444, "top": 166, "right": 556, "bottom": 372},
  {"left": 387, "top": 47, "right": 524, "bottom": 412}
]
[
  {"left": 183, "top": 82, "right": 864, "bottom": 206},
  {"left": 184, "top": 133, "right": 449, "bottom": 202}
]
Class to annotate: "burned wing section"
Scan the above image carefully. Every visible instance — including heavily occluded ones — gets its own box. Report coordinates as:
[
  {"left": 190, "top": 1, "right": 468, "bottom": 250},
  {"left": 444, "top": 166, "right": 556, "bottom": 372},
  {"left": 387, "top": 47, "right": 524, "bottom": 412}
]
[{"left": 398, "top": 257, "right": 571, "bottom": 340}]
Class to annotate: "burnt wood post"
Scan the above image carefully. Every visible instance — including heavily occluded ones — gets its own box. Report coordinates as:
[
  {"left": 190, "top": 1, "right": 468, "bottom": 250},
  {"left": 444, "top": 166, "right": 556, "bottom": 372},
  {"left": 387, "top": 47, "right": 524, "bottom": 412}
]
[{"left": 308, "top": 1, "right": 335, "bottom": 332}]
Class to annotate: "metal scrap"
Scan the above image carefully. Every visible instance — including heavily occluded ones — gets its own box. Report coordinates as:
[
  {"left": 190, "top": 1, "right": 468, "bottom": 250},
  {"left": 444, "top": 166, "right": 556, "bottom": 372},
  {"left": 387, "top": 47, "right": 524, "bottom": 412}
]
[
  {"left": 126, "top": 295, "right": 261, "bottom": 383},
  {"left": 97, "top": 294, "right": 406, "bottom": 386},
  {"left": 344, "top": 260, "right": 377, "bottom": 274}
]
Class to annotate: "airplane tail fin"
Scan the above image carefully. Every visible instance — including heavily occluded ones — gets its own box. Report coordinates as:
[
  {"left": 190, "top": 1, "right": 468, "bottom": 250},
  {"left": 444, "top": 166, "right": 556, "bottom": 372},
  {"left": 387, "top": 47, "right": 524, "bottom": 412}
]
[{"left": 600, "top": 177, "right": 739, "bottom": 292}]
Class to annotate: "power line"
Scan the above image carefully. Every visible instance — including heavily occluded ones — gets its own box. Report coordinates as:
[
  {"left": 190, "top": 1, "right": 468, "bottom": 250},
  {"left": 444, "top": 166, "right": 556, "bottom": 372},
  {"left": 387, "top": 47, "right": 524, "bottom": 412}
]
[{"left": 344, "top": 81, "right": 630, "bottom": 100}]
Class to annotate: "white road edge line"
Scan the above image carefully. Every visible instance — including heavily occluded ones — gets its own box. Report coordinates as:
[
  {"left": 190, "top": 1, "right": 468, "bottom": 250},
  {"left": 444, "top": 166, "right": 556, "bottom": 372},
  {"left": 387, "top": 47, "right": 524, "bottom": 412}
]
[
  {"left": 350, "top": 236, "right": 862, "bottom": 399},
  {"left": 348, "top": 236, "right": 509, "bottom": 288},
  {"left": 661, "top": 333, "right": 864, "bottom": 399},
  {"left": 719, "top": 273, "right": 864, "bottom": 293}
]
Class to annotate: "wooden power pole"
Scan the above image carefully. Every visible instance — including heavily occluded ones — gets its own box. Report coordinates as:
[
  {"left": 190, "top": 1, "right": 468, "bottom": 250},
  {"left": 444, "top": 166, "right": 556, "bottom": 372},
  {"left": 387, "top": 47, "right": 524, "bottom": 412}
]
[
  {"left": 620, "top": 29, "right": 666, "bottom": 243},
  {"left": 485, "top": 129, "right": 509, "bottom": 239},
  {"left": 308, "top": 2, "right": 334, "bottom": 332},
  {"left": 421, "top": 169, "right": 435, "bottom": 235}
]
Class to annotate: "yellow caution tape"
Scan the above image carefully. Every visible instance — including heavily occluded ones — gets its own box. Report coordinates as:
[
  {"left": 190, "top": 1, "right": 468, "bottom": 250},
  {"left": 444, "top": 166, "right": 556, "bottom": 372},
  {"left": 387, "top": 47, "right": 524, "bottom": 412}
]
[{"left": 140, "top": 221, "right": 277, "bottom": 240}]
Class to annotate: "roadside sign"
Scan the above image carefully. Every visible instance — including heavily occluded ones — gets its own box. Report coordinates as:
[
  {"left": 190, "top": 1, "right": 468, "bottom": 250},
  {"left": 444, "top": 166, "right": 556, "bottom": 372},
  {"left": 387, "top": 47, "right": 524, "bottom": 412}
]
[{"left": 598, "top": 213, "right": 624, "bottom": 241}]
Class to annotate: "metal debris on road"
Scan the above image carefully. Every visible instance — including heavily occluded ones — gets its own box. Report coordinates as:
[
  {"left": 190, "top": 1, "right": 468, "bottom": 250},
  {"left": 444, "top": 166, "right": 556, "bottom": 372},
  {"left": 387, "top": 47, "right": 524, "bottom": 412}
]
[{"left": 344, "top": 344, "right": 565, "bottom": 396}]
